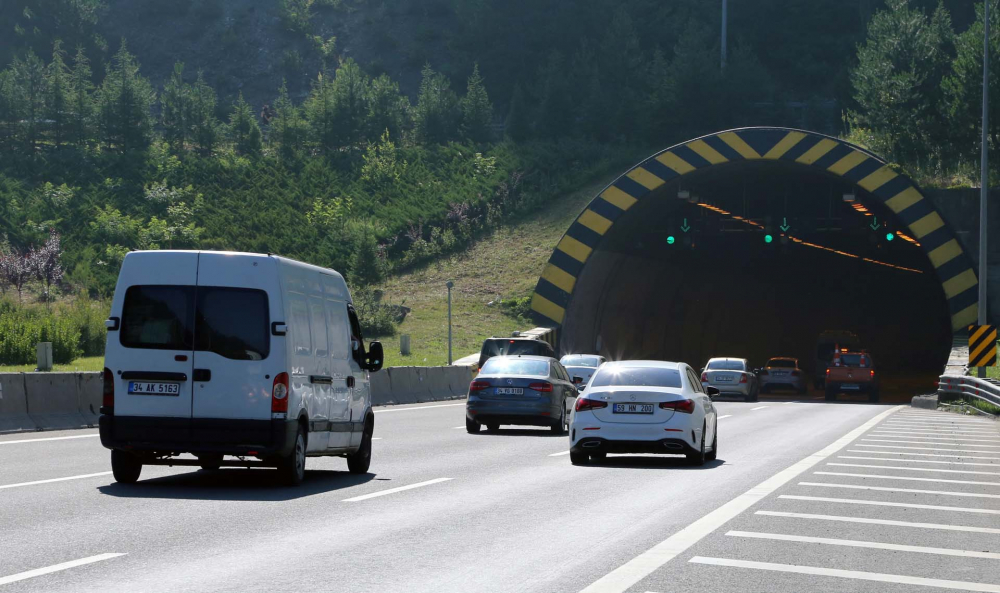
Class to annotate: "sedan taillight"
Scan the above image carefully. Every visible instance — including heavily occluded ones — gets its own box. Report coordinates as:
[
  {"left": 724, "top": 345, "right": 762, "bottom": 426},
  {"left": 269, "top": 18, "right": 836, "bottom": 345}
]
[
  {"left": 759, "top": 369, "right": 769, "bottom": 376},
  {"left": 528, "top": 382, "right": 553, "bottom": 392},
  {"left": 739, "top": 374, "right": 748, "bottom": 384},
  {"left": 575, "top": 397, "right": 608, "bottom": 412},
  {"left": 700, "top": 372, "right": 708, "bottom": 382},
  {"left": 659, "top": 399, "right": 695, "bottom": 414},
  {"left": 469, "top": 380, "right": 491, "bottom": 392}
]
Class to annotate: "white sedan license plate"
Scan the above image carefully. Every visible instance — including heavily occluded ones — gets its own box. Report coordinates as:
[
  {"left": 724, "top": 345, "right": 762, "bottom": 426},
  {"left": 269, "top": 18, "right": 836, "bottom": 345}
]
[
  {"left": 128, "top": 381, "right": 181, "bottom": 395},
  {"left": 613, "top": 403, "right": 654, "bottom": 414},
  {"left": 841, "top": 384, "right": 861, "bottom": 390},
  {"left": 495, "top": 387, "right": 524, "bottom": 395}
]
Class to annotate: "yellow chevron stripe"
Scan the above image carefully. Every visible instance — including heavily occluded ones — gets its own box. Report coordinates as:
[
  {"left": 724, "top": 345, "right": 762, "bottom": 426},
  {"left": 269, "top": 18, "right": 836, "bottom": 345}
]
[
  {"left": 908, "top": 212, "right": 945, "bottom": 239},
  {"left": 655, "top": 151, "right": 696, "bottom": 175},
  {"left": 577, "top": 209, "right": 613, "bottom": 235},
  {"left": 556, "top": 235, "right": 592, "bottom": 263},
  {"left": 626, "top": 166, "right": 665, "bottom": 191},
  {"left": 942, "top": 269, "right": 978, "bottom": 300},
  {"left": 530, "top": 294, "right": 565, "bottom": 324},
  {"left": 600, "top": 186, "right": 638, "bottom": 211},
  {"left": 970, "top": 333, "right": 995, "bottom": 363},
  {"left": 971, "top": 324, "right": 990, "bottom": 344},
  {"left": 687, "top": 139, "right": 728, "bottom": 165},
  {"left": 795, "top": 138, "right": 838, "bottom": 165},
  {"left": 763, "top": 131, "right": 807, "bottom": 159},
  {"left": 928, "top": 239, "right": 962, "bottom": 268},
  {"left": 885, "top": 187, "right": 922, "bottom": 213},
  {"left": 858, "top": 165, "right": 898, "bottom": 192},
  {"left": 540, "top": 263, "right": 576, "bottom": 294},
  {"left": 953, "top": 303, "right": 979, "bottom": 332},
  {"left": 827, "top": 151, "right": 869, "bottom": 176},
  {"left": 718, "top": 132, "right": 761, "bottom": 159}
]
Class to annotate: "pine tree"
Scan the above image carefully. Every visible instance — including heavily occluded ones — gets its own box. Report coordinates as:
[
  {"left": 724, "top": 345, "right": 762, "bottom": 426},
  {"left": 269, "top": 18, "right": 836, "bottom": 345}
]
[
  {"left": 96, "top": 40, "right": 156, "bottom": 154},
  {"left": 271, "top": 80, "right": 306, "bottom": 160},
  {"left": 304, "top": 71, "right": 337, "bottom": 154},
  {"left": 161, "top": 62, "right": 190, "bottom": 153},
  {"left": 330, "top": 58, "right": 369, "bottom": 147},
  {"left": 534, "top": 51, "right": 572, "bottom": 140},
  {"left": 228, "top": 92, "right": 262, "bottom": 156},
  {"left": 46, "top": 40, "right": 72, "bottom": 149},
  {"left": 12, "top": 50, "right": 47, "bottom": 153},
  {"left": 944, "top": 0, "right": 998, "bottom": 168},
  {"left": 0, "top": 69, "right": 22, "bottom": 154},
  {"left": 505, "top": 83, "right": 530, "bottom": 142},
  {"left": 69, "top": 45, "right": 94, "bottom": 149},
  {"left": 413, "top": 64, "right": 459, "bottom": 144},
  {"left": 366, "top": 73, "right": 409, "bottom": 142},
  {"left": 189, "top": 71, "right": 220, "bottom": 156},
  {"left": 460, "top": 63, "right": 493, "bottom": 143}
]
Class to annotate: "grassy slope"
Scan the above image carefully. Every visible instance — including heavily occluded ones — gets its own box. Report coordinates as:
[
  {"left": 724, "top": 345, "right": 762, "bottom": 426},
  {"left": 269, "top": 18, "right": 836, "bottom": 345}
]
[{"left": 372, "top": 173, "right": 619, "bottom": 367}]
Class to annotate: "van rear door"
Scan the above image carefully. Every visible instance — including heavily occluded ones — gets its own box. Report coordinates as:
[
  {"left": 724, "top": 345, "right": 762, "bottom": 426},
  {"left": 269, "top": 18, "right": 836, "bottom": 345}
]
[
  {"left": 113, "top": 252, "right": 198, "bottom": 419},
  {"left": 191, "top": 253, "right": 279, "bottom": 421}
]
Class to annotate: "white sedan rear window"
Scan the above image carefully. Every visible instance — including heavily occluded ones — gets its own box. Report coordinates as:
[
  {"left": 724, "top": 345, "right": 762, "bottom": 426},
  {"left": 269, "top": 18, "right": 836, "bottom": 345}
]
[{"left": 592, "top": 367, "right": 682, "bottom": 388}]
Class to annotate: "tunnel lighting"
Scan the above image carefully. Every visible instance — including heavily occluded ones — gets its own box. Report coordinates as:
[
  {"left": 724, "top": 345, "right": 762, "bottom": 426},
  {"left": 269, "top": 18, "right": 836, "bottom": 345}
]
[
  {"left": 678, "top": 190, "right": 690, "bottom": 200},
  {"left": 843, "top": 193, "right": 856, "bottom": 202}
]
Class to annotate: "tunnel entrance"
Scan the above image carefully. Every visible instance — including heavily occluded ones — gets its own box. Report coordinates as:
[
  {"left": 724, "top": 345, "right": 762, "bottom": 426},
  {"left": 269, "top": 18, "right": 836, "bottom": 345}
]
[{"left": 531, "top": 128, "right": 979, "bottom": 397}]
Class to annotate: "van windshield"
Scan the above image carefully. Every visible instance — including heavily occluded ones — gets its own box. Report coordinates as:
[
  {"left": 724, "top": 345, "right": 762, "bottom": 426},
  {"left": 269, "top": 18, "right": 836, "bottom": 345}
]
[{"left": 121, "top": 285, "right": 269, "bottom": 360}]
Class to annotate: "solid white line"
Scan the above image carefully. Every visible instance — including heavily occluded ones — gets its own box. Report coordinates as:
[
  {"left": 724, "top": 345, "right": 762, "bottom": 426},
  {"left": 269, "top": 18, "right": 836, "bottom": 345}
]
[
  {"left": 827, "top": 462, "right": 1000, "bottom": 476},
  {"left": 862, "top": 438, "right": 1000, "bottom": 448},
  {"left": 780, "top": 494, "right": 1000, "bottom": 514},
  {"left": 815, "top": 471, "right": 1000, "bottom": 487},
  {"left": 869, "top": 433, "right": 1000, "bottom": 443},
  {"left": 717, "top": 415, "right": 732, "bottom": 420},
  {"left": 575, "top": 406, "right": 901, "bottom": 593},
  {"left": 371, "top": 437, "right": 383, "bottom": 441},
  {"left": 452, "top": 426, "right": 465, "bottom": 429},
  {"left": 727, "top": 530, "right": 1000, "bottom": 560},
  {"left": 549, "top": 450, "right": 571, "bottom": 457},
  {"left": 688, "top": 556, "right": 1000, "bottom": 592},
  {"left": 750, "top": 406, "right": 768, "bottom": 411},
  {"left": 756, "top": 510, "right": 1000, "bottom": 534},
  {"left": 342, "top": 478, "right": 452, "bottom": 502},
  {"left": 0, "top": 553, "right": 126, "bottom": 586},
  {"left": 799, "top": 481, "right": 1000, "bottom": 499},
  {"left": 847, "top": 448, "right": 1000, "bottom": 460},
  {"left": 782, "top": 401, "right": 800, "bottom": 404},
  {"left": 839, "top": 455, "right": 999, "bottom": 466},
  {"left": 0, "top": 472, "right": 113, "bottom": 490},
  {"left": 855, "top": 444, "right": 1000, "bottom": 454},
  {"left": 0, "top": 433, "right": 100, "bottom": 445},
  {"left": 374, "top": 403, "right": 465, "bottom": 413}
]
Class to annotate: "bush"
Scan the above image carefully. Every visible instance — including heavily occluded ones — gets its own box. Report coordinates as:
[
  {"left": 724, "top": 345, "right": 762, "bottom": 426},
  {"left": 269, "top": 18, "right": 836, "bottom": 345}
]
[
  {"left": 352, "top": 287, "right": 397, "bottom": 337},
  {"left": 0, "top": 296, "right": 108, "bottom": 365}
]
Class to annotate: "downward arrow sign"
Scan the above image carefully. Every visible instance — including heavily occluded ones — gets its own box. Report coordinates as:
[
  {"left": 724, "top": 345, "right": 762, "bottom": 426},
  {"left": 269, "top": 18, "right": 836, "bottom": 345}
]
[
  {"left": 779, "top": 217, "right": 790, "bottom": 232},
  {"left": 870, "top": 216, "right": 880, "bottom": 231},
  {"left": 680, "top": 218, "right": 691, "bottom": 233}
]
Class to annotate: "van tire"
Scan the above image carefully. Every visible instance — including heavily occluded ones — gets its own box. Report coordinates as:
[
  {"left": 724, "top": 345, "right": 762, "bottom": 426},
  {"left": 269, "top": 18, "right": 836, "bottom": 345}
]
[
  {"left": 111, "top": 450, "right": 142, "bottom": 484},
  {"left": 199, "top": 454, "right": 223, "bottom": 471},
  {"left": 347, "top": 419, "right": 373, "bottom": 475},
  {"left": 278, "top": 428, "right": 306, "bottom": 486}
]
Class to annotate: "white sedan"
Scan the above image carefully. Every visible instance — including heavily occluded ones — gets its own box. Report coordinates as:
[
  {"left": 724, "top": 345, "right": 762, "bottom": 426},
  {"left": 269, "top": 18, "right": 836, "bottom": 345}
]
[{"left": 569, "top": 360, "right": 719, "bottom": 466}]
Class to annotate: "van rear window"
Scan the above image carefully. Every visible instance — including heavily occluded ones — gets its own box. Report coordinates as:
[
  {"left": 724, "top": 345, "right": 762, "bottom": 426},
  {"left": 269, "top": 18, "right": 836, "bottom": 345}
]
[{"left": 121, "top": 286, "right": 194, "bottom": 350}]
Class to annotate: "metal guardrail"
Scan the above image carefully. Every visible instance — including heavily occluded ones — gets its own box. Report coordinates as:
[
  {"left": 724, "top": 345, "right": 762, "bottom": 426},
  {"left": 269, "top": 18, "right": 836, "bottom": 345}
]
[{"left": 937, "top": 375, "right": 1000, "bottom": 408}]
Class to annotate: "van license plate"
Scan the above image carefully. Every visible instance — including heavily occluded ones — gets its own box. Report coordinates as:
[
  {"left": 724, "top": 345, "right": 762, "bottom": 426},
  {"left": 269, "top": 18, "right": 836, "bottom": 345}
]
[
  {"left": 495, "top": 387, "right": 523, "bottom": 395},
  {"left": 841, "top": 384, "right": 861, "bottom": 390},
  {"left": 128, "top": 382, "right": 181, "bottom": 395},
  {"left": 613, "top": 403, "right": 654, "bottom": 414}
]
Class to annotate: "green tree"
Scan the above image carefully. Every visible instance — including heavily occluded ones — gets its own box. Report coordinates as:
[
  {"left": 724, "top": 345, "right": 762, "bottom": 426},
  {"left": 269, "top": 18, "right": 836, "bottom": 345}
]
[
  {"left": 330, "top": 58, "right": 369, "bottom": 147},
  {"left": 160, "top": 62, "right": 190, "bottom": 153},
  {"left": 46, "top": 40, "right": 72, "bottom": 149},
  {"left": 304, "top": 71, "right": 337, "bottom": 154},
  {"left": 12, "top": 50, "right": 47, "bottom": 153},
  {"left": 96, "top": 40, "right": 156, "bottom": 154},
  {"left": 271, "top": 80, "right": 306, "bottom": 160},
  {"left": 0, "top": 69, "right": 22, "bottom": 154},
  {"left": 504, "top": 83, "right": 530, "bottom": 142},
  {"left": 460, "top": 63, "right": 493, "bottom": 142},
  {"left": 534, "top": 51, "right": 573, "bottom": 140},
  {"left": 228, "top": 92, "right": 262, "bottom": 156},
  {"left": 69, "top": 45, "right": 94, "bottom": 149},
  {"left": 851, "top": 0, "right": 954, "bottom": 165},
  {"left": 662, "top": 23, "right": 724, "bottom": 139},
  {"left": 189, "top": 71, "right": 220, "bottom": 156},
  {"left": 366, "top": 73, "right": 409, "bottom": 142},
  {"left": 349, "top": 222, "right": 385, "bottom": 287},
  {"left": 413, "top": 64, "right": 459, "bottom": 144}
]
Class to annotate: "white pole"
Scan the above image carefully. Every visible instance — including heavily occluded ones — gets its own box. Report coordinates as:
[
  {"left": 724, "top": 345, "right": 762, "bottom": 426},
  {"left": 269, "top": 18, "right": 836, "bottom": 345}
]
[
  {"left": 979, "top": 0, "right": 991, "bottom": 378},
  {"left": 446, "top": 281, "right": 454, "bottom": 365}
]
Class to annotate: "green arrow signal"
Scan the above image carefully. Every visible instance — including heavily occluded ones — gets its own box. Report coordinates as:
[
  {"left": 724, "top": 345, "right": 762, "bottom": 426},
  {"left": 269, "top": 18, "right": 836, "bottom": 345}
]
[
  {"left": 869, "top": 216, "right": 880, "bottom": 231},
  {"left": 779, "top": 217, "right": 790, "bottom": 232},
  {"left": 680, "top": 218, "right": 691, "bottom": 233}
]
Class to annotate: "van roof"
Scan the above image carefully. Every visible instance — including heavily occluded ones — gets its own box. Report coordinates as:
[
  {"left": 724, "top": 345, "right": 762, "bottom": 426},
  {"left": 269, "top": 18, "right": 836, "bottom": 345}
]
[{"left": 122, "top": 250, "right": 346, "bottom": 282}]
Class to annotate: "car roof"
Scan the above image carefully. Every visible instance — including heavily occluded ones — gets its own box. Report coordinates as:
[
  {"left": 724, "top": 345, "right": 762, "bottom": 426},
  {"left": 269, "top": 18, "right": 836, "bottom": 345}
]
[
  {"left": 483, "top": 355, "right": 554, "bottom": 362},
  {"left": 600, "top": 360, "right": 681, "bottom": 369},
  {"left": 706, "top": 357, "right": 746, "bottom": 362}
]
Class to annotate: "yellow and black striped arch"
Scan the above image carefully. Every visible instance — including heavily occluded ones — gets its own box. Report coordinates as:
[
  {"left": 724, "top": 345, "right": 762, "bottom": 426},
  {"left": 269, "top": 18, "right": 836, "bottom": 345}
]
[{"left": 531, "top": 127, "right": 979, "bottom": 334}]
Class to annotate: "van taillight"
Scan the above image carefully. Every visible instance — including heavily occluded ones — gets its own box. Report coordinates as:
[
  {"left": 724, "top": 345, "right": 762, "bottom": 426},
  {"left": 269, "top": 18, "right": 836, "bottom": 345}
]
[
  {"left": 826, "top": 368, "right": 831, "bottom": 376},
  {"left": 102, "top": 367, "right": 114, "bottom": 412},
  {"left": 272, "top": 372, "right": 289, "bottom": 413},
  {"left": 870, "top": 369, "right": 875, "bottom": 378}
]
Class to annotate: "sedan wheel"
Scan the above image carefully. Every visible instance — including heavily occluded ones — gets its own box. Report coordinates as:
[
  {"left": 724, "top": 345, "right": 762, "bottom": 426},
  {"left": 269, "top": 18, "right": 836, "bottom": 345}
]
[
  {"left": 687, "top": 425, "right": 707, "bottom": 466},
  {"left": 466, "top": 417, "right": 481, "bottom": 433},
  {"left": 569, "top": 450, "right": 589, "bottom": 465},
  {"left": 706, "top": 423, "right": 718, "bottom": 461},
  {"left": 551, "top": 407, "right": 567, "bottom": 434}
]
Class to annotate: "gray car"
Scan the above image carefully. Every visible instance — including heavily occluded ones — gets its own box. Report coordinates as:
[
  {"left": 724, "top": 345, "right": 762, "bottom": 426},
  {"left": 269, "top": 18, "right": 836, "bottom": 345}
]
[
  {"left": 701, "top": 357, "right": 759, "bottom": 402},
  {"left": 466, "top": 356, "right": 579, "bottom": 434},
  {"left": 759, "top": 357, "right": 808, "bottom": 395},
  {"left": 559, "top": 354, "right": 607, "bottom": 391}
]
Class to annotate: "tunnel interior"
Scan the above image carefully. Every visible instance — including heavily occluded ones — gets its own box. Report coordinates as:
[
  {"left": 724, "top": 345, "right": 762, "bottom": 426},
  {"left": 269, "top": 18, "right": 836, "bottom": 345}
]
[{"left": 561, "top": 159, "right": 952, "bottom": 393}]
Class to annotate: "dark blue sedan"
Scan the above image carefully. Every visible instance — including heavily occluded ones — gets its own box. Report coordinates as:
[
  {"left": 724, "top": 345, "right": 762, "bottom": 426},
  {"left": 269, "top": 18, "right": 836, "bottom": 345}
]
[{"left": 465, "top": 356, "right": 580, "bottom": 434}]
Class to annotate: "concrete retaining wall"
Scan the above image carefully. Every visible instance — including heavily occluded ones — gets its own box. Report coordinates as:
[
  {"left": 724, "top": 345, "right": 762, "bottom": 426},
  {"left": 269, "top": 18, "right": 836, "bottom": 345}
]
[{"left": 0, "top": 374, "right": 33, "bottom": 433}]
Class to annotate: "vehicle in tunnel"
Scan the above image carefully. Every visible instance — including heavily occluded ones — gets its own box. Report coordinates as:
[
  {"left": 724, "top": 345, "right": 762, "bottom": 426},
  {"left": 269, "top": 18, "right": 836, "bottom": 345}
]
[
  {"left": 560, "top": 354, "right": 607, "bottom": 391},
  {"left": 759, "top": 358, "right": 807, "bottom": 395},
  {"left": 701, "top": 358, "right": 758, "bottom": 402},
  {"left": 815, "top": 330, "right": 861, "bottom": 388},
  {"left": 825, "top": 351, "right": 879, "bottom": 402}
]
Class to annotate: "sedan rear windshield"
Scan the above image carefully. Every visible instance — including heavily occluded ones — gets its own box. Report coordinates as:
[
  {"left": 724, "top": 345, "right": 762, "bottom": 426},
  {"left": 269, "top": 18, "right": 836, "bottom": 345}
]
[
  {"left": 121, "top": 285, "right": 269, "bottom": 360},
  {"left": 480, "top": 358, "right": 549, "bottom": 376},
  {"left": 767, "top": 359, "right": 796, "bottom": 368},
  {"left": 480, "top": 339, "right": 551, "bottom": 364},
  {"left": 706, "top": 360, "right": 745, "bottom": 371},
  {"left": 591, "top": 367, "right": 682, "bottom": 388},
  {"left": 560, "top": 356, "right": 600, "bottom": 368}
]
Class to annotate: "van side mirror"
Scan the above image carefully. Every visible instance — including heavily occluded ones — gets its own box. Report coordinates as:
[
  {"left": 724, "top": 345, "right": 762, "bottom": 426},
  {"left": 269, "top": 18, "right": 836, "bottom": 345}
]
[
  {"left": 365, "top": 341, "right": 384, "bottom": 372},
  {"left": 706, "top": 386, "right": 720, "bottom": 399}
]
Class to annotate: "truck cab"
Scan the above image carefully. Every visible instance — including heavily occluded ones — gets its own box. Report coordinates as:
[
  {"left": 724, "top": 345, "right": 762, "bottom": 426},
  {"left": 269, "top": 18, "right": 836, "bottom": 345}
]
[{"left": 824, "top": 350, "right": 878, "bottom": 402}]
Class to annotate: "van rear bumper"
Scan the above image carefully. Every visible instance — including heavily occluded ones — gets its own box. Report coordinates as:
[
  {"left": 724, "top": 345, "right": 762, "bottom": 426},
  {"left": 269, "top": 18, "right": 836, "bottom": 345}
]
[{"left": 99, "top": 415, "right": 297, "bottom": 458}]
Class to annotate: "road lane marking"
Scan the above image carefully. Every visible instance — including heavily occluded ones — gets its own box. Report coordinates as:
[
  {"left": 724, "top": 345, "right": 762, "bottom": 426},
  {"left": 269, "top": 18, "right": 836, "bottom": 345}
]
[
  {"left": 815, "top": 471, "right": 1000, "bottom": 486},
  {"left": 780, "top": 494, "right": 1000, "bottom": 514},
  {"left": 726, "top": 530, "right": 1000, "bottom": 560},
  {"left": 374, "top": 403, "right": 465, "bottom": 413},
  {"left": 884, "top": 420, "right": 996, "bottom": 427},
  {"left": 782, "top": 401, "right": 800, "bottom": 404},
  {"left": 799, "top": 481, "right": 1000, "bottom": 499},
  {"left": 868, "top": 433, "right": 1000, "bottom": 443},
  {"left": 549, "top": 451, "right": 571, "bottom": 457},
  {"left": 371, "top": 437, "right": 383, "bottom": 440},
  {"left": 827, "top": 462, "right": 1000, "bottom": 476},
  {"left": 878, "top": 427, "right": 999, "bottom": 435},
  {"left": 0, "top": 472, "right": 113, "bottom": 490},
  {"left": 862, "top": 438, "right": 1000, "bottom": 448},
  {"left": 452, "top": 426, "right": 465, "bottom": 429},
  {"left": 838, "top": 455, "right": 999, "bottom": 466},
  {"left": 575, "top": 406, "right": 900, "bottom": 593},
  {"left": 687, "top": 556, "right": 1000, "bottom": 592},
  {"left": 0, "top": 434, "right": 100, "bottom": 446},
  {"left": 717, "top": 415, "right": 732, "bottom": 420},
  {"left": 0, "top": 553, "right": 126, "bottom": 586},
  {"left": 855, "top": 444, "right": 1000, "bottom": 454},
  {"left": 756, "top": 510, "right": 1000, "bottom": 534},
  {"left": 342, "top": 478, "right": 452, "bottom": 502},
  {"left": 750, "top": 406, "right": 768, "bottom": 411},
  {"left": 847, "top": 448, "right": 1000, "bottom": 460}
]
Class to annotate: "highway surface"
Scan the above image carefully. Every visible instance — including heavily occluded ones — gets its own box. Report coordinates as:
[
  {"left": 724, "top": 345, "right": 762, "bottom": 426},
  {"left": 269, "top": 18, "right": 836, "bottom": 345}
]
[{"left": 2, "top": 396, "right": 998, "bottom": 593}]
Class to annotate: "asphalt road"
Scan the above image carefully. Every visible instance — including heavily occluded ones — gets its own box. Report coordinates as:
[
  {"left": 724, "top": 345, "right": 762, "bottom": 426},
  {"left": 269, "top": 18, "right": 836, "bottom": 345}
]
[{"left": 1, "top": 396, "right": 997, "bottom": 593}]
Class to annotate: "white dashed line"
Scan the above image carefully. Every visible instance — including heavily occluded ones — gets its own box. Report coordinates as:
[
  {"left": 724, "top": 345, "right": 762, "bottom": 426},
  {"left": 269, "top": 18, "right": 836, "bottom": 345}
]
[
  {"left": 0, "top": 433, "right": 100, "bottom": 445},
  {"left": 755, "top": 510, "right": 1000, "bottom": 534},
  {"left": 717, "top": 415, "right": 732, "bottom": 420},
  {"left": 798, "top": 481, "right": 1000, "bottom": 499},
  {"left": 782, "top": 401, "right": 800, "bottom": 404},
  {"left": 452, "top": 426, "right": 465, "bottom": 429},
  {"left": 549, "top": 451, "right": 571, "bottom": 457},
  {"left": 726, "top": 530, "right": 1000, "bottom": 560},
  {"left": 751, "top": 406, "right": 768, "bottom": 411},
  {"left": 0, "top": 472, "right": 113, "bottom": 490},
  {"left": 342, "top": 478, "right": 453, "bottom": 502},
  {"left": 779, "top": 494, "right": 1000, "bottom": 514},
  {"left": 0, "top": 553, "right": 126, "bottom": 586}
]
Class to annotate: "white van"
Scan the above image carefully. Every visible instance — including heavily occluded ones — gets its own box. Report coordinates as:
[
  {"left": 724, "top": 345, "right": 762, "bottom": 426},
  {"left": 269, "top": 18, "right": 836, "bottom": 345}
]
[{"left": 99, "top": 250, "right": 384, "bottom": 486}]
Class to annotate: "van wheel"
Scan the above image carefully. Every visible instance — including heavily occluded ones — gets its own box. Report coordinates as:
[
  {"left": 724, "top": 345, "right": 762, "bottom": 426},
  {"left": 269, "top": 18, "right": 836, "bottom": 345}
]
[
  {"left": 570, "top": 450, "right": 589, "bottom": 465},
  {"left": 111, "top": 450, "right": 142, "bottom": 484},
  {"left": 347, "top": 420, "right": 373, "bottom": 475},
  {"left": 278, "top": 428, "right": 306, "bottom": 486},
  {"left": 466, "top": 417, "right": 481, "bottom": 433},
  {"left": 199, "top": 454, "right": 223, "bottom": 471}
]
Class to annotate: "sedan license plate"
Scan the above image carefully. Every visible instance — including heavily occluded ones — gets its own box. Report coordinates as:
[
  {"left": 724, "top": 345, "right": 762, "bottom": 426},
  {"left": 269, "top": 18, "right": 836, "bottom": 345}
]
[
  {"left": 613, "top": 403, "right": 654, "bottom": 414},
  {"left": 841, "top": 384, "right": 861, "bottom": 390},
  {"left": 128, "top": 381, "right": 181, "bottom": 395},
  {"left": 495, "top": 387, "right": 524, "bottom": 395},
  {"left": 771, "top": 371, "right": 787, "bottom": 376},
  {"left": 714, "top": 375, "right": 733, "bottom": 382}
]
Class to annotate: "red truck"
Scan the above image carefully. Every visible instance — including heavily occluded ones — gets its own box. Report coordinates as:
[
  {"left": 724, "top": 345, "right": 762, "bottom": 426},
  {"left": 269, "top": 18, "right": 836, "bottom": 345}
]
[{"left": 824, "top": 350, "right": 879, "bottom": 402}]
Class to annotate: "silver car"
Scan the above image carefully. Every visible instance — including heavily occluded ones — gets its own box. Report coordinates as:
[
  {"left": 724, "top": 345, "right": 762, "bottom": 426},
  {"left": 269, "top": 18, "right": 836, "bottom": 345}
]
[
  {"left": 759, "top": 357, "right": 808, "bottom": 395},
  {"left": 701, "top": 357, "right": 758, "bottom": 402},
  {"left": 559, "top": 354, "right": 606, "bottom": 392}
]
